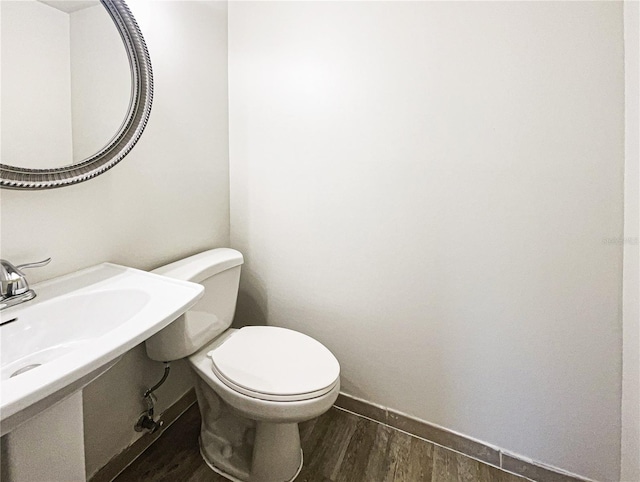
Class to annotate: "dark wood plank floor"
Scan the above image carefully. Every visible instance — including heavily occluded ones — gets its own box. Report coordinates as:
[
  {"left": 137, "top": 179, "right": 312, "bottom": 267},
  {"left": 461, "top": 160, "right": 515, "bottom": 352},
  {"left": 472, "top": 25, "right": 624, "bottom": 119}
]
[{"left": 114, "top": 404, "right": 526, "bottom": 482}]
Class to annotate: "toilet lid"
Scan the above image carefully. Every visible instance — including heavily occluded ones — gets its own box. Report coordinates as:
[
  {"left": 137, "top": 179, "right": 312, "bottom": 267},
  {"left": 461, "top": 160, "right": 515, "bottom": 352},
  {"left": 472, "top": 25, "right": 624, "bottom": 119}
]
[{"left": 207, "top": 326, "right": 340, "bottom": 402}]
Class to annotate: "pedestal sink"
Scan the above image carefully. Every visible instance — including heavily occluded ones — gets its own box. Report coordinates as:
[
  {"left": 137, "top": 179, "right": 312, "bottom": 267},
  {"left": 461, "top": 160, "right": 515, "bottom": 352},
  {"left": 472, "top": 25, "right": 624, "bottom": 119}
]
[{"left": 0, "top": 263, "right": 204, "bottom": 481}]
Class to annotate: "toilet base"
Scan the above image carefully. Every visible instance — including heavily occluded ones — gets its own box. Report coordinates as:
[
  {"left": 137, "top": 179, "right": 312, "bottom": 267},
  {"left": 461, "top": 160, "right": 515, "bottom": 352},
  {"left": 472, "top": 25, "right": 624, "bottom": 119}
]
[
  {"left": 200, "top": 443, "right": 303, "bottom": 482},
  {"left": 194, "top": 376, "right": 305, "bottom": 482}
]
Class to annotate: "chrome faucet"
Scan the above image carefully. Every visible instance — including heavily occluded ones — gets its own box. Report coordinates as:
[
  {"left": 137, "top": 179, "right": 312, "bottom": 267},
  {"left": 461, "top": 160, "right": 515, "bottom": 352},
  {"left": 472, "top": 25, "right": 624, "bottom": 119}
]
[{"left": 0, "top": 258, "right": 51, "bottom": 310}]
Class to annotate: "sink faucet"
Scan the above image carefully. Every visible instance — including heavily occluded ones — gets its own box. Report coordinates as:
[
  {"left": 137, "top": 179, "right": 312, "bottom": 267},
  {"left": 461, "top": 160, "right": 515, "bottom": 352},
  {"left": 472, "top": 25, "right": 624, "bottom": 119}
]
[{"left": 0, "top": 258, "right": 51, "bottom": 310}]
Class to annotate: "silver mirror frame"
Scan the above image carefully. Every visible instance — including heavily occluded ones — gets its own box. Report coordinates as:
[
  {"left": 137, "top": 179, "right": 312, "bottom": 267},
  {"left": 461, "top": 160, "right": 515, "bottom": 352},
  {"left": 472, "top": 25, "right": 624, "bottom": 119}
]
[{"left": 0, "top": 0, "right": 153, "bottom": 190}]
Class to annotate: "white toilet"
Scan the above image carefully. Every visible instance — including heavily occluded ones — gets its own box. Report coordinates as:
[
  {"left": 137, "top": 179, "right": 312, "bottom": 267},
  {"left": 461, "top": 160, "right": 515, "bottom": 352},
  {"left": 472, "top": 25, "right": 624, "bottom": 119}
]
[{"left": 145, "top": 248, "right": 340, "bottom": 482}]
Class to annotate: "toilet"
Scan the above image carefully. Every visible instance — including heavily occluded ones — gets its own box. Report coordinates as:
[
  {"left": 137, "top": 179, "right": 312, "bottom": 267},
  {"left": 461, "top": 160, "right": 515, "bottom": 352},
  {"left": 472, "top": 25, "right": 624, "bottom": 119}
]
[{"left": 145, "top": 248, "right": 340, "bottom": 482}]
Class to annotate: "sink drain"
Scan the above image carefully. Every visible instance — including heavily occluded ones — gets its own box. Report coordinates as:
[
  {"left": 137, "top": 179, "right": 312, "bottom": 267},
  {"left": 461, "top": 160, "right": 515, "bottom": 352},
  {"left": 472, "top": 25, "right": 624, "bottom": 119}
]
[{"left": 10, "top": 364, "right": 42, "bottom": 378}]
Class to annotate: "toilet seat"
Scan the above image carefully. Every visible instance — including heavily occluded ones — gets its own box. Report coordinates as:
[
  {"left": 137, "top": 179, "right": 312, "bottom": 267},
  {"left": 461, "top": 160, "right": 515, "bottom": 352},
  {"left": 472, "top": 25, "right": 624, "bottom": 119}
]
[{"left": 206, "top": 326, "right": 340, "bottom": 402}]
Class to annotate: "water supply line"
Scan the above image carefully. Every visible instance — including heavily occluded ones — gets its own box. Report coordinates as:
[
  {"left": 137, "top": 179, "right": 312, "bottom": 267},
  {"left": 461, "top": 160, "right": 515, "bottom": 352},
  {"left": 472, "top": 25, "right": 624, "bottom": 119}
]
[{"left": 135, "top": 362, "right": 171, "bottom": 433}]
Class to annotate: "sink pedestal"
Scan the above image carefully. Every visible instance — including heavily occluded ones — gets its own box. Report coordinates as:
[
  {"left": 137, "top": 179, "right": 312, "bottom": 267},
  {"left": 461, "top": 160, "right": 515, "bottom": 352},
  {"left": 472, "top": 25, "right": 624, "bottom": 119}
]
[
  {"left": 3, "top": 392, "right": 86, "bottom": 482},
  {"left": 0, "top": 262, "right": 204, "bottom": 480}
]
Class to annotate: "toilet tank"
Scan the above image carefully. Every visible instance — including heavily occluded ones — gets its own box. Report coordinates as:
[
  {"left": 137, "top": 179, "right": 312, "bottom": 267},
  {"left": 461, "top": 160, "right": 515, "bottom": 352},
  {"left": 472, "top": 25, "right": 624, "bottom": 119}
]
[{"left": 145, "top": 249, "right": 244, "bottom": 361}]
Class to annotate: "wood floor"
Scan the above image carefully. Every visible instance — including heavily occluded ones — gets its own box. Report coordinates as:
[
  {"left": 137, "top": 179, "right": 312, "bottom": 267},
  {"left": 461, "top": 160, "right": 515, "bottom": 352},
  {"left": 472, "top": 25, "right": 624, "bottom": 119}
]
[{"left": 114, "top": 404, "right": 527, "bottom": 482}]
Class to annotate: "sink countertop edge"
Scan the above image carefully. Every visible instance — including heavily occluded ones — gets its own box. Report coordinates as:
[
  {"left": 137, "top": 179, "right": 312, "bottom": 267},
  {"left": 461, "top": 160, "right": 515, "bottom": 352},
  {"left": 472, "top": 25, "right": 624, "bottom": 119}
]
[{"left": 0, "top": 263, "right": 204, "bottom": 425}]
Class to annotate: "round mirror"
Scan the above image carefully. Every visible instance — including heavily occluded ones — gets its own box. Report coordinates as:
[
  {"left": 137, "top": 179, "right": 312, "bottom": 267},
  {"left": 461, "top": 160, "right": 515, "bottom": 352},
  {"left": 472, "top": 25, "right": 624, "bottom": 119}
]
[{"left": 0, "top": 0, "right": 152, "bottom": 190}]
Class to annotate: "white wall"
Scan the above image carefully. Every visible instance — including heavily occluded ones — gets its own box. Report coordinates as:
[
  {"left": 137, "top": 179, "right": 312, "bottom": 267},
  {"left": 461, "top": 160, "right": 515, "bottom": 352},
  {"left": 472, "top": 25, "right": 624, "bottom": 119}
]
[
  {"left": 621, "top": 2, "right": 640, "bottom": 481},
  {"left": 0, "top": 0, "right": 229, "bottom": 477},
  {"left": 228, "top": 2, "right": 624, "bottom": 480},
  {"left": 1, "top": 1, "right": 73, "bottom": 168},
  {"left": 70, "top": 4, "right": 131, "bottom": 163}
]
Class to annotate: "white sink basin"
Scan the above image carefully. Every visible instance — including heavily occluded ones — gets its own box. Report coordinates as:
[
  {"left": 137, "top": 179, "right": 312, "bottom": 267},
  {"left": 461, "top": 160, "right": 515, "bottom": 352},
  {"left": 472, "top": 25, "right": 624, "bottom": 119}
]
[{"left": 0, "top": 263, "right": 203, "bottom": 435}]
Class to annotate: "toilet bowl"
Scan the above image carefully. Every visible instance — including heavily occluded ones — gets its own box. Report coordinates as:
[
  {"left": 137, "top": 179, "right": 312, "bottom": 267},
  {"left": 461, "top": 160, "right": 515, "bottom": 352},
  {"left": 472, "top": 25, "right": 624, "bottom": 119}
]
[{"left": 145, "top": 249, "right": 340, "bottom": 482}]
